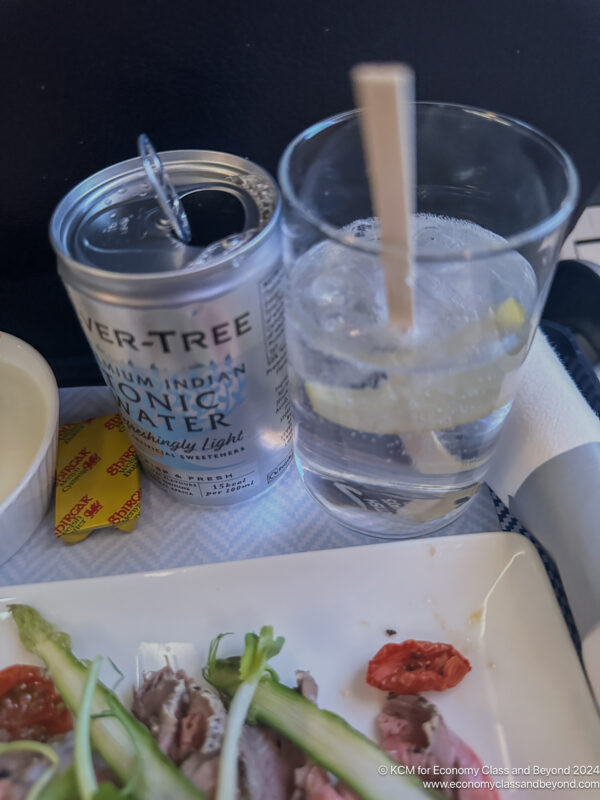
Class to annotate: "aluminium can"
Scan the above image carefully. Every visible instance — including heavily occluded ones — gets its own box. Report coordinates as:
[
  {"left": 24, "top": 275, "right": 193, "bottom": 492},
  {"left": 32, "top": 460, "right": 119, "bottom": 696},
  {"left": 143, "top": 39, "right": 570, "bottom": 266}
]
[{"left": 50, "top": 150, "right": 293, "bottom": 506}]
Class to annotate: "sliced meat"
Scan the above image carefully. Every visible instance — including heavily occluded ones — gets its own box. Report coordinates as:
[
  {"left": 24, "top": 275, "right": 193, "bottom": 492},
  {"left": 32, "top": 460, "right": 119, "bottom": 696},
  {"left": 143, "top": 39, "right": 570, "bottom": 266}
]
[
  {"left": 235, "top": 667, "right": 318, "bottom": 800},
  {"left": 133, "top": 666, "right": 226, "bottom": 765},
  {"left": 377, "top": 695, "right": 500, "bottom": 800},
  {"left": 239, "top": 723, "right": 301, "bottom": 800},
  {"left": 132, "top": 664, "right": 186, "bottom": 753},
  {"left": 291, "top": 764, "right": 359, "bottom": 800},
  {"left": 131, "top": 664, "right": 184, "bottom": 724},
  {"left": 174, "top": 686, "right": 226, "bottom": 764},
  {"left": 155, "top": 678, "right": 188, "bottom": 757},
  {"left": 182, "top": 723, "right": 304, "bottom": 800},
  {"left": 0, "top": 750, "right": 43, "bottom": 800},
  {"left": 0, "top": 732, "right": 78, "bottom": 800},
  {"left": 181, "top": 752, "right": 220, "bottom": 799}
]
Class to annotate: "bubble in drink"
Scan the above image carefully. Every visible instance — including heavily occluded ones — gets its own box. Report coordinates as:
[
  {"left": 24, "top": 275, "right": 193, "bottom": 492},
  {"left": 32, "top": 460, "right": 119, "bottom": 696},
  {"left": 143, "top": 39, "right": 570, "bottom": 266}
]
[{"left": 286, "top": 214, "right": 537, "bottom": 535}]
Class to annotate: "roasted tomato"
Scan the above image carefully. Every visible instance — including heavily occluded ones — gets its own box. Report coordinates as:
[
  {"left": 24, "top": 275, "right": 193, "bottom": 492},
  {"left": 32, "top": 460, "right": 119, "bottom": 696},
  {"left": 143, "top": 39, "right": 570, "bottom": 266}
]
[
  {"left": 367, "top": 640, "right": 471, "bottom": 693},
  {"left": 0, "top": 664, "right": 72, "bottom": 741}
]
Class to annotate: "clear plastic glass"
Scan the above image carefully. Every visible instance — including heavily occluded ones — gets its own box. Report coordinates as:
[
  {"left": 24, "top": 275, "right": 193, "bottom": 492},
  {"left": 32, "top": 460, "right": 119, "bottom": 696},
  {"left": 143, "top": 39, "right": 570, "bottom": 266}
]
[{"left": 279, "top": 103, "right": 579, "bottom": 538}]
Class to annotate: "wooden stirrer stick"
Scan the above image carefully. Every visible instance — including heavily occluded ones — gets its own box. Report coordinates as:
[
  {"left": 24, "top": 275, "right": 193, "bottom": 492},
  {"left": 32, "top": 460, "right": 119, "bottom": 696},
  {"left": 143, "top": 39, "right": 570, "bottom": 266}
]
[{"left": 351, "top": 62, "right": 416, "bottom": 330}]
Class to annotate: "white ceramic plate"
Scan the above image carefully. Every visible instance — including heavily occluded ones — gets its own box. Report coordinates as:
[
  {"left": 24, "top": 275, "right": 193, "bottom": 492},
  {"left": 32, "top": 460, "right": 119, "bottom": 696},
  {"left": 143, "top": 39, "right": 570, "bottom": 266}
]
[{"left": 1, "top": 532, "right": 599, "bottom": 798}]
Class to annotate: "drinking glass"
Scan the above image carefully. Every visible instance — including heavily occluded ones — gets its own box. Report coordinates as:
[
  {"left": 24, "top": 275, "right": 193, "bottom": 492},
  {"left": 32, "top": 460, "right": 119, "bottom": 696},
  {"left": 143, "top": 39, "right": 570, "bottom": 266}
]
[{"left": 279, "top": 103, "right": 578, "bottom": 537}]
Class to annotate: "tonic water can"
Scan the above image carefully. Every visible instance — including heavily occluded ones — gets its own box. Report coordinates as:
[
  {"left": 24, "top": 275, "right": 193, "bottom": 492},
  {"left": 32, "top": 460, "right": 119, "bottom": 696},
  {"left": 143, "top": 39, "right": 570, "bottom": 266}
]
[{"left": 51, "top": 150, "right": 293, "bottom": 505}]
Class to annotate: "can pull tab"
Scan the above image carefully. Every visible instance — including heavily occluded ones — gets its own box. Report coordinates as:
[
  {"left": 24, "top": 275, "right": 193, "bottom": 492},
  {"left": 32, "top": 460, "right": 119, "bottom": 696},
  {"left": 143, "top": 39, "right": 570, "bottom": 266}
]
[{"left": 138, "top": 133, "right": 192, "bottom": 244}]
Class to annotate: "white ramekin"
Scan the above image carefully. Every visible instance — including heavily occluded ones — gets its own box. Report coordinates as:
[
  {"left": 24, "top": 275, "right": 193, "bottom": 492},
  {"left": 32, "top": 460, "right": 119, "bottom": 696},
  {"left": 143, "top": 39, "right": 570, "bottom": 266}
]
[{"left": 0, "top": 332, "right": 59, "bottom": 564}]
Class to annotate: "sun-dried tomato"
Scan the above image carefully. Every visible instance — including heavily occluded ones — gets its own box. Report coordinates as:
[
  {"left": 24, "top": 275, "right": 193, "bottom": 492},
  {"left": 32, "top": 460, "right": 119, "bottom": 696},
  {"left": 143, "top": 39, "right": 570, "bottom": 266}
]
[
  {"left": 367, "top": 640, "right": 471, "bottom": 693},
  {"left": 0, "top": 664, "right": 72, "bottom": 741}
]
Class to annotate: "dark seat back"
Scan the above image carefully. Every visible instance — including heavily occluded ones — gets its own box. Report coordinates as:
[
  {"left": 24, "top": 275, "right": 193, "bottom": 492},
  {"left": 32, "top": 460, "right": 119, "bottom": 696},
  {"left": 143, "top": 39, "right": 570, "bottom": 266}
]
[{"left": 2, "top": 0, "right": 599, "bottom": 384}]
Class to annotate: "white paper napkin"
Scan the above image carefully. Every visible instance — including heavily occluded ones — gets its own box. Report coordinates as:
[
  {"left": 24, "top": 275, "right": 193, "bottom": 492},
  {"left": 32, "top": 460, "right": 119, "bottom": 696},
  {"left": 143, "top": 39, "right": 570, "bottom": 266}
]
[{"left": 486, "top": 330, "right": 600, "bottom": 504}]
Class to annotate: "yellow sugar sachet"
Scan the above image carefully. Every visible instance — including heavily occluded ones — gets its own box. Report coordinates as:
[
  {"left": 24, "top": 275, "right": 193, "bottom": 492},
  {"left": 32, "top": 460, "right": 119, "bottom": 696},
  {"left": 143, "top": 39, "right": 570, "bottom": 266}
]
[{"left": 54, "top": 413, "right": 141, "bottom": 544}]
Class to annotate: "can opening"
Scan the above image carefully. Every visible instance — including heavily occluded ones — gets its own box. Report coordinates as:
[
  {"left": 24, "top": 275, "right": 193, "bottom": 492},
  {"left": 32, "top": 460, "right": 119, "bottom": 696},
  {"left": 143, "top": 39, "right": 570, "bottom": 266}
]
[
  {"left": 55, "top": 150, "right": 278, "bottom": 275},
  {"left": 180, "top": 189, "right": 246, "bottom": 248}
]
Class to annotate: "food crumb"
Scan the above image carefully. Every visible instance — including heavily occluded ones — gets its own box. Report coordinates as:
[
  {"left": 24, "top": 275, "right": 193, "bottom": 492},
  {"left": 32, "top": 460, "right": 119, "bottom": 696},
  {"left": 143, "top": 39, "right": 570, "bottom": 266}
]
[
  {"left": 339, "top": 687, "right": 349, "bottom": 697},
  {"left": 468, "top": 609, "right": 483, "bottom": 626},
  {"left": 433, "top": 611, "right": 447, "bottom": 631},
  {"left": 488, "top": 661, "right": 496, "bottom": 670},
  {"left": 429, "top": 545, "right": 436, "bottom": 556},
  {"left": 385, "top": 628, "right": 397, "bottom": 637}
]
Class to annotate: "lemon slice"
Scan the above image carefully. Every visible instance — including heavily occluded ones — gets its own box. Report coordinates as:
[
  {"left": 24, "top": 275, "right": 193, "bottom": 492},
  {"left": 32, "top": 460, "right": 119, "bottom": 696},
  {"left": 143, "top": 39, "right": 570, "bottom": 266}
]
[
  {"left": 305, "top": 380, "right": 401, "bottom": 435},
  {"left": 304, "top": 380, "right": 474, "bottom": 472},
  {"left": 494, "top": 297, "right": 527, "bottom": 332},
  {"left": 303, "top": 298, "right": 528, "bottom": 436}
]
